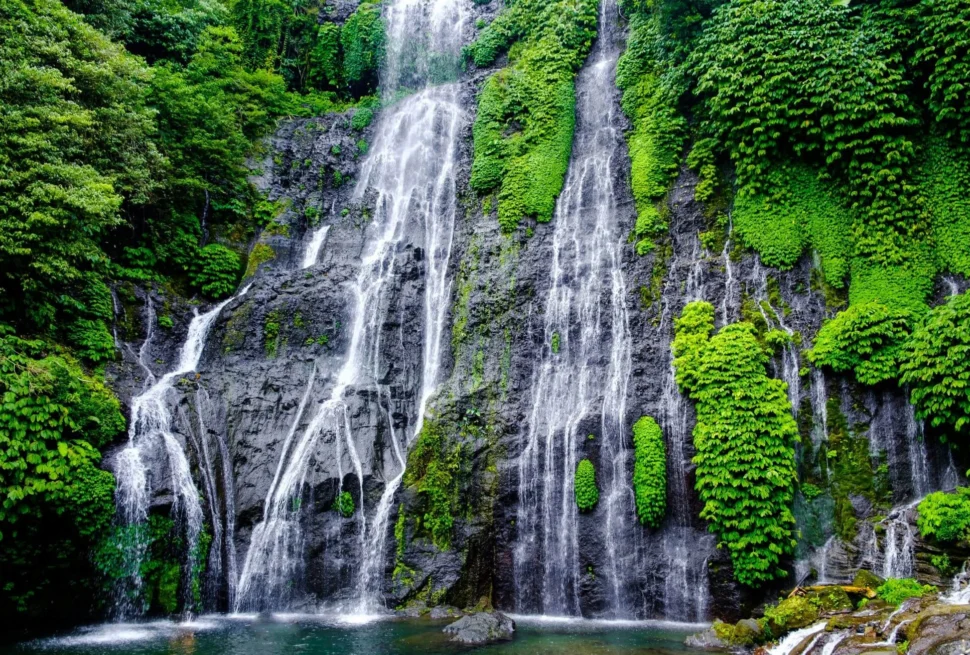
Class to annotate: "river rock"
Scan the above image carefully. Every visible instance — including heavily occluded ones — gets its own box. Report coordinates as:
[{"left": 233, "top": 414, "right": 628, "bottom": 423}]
[
  {"left": 442, "top": 611, "right": 515, "bottom": 644},
  {"left": 685, "top": 628, "right": 728, "bottom": 649}
]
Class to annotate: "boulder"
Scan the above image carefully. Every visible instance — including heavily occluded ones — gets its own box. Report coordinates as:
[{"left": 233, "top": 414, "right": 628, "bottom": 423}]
[
  {"left": 442, "top": 611, "right": 515, "bottom": 645},
  {"left": 685, "top": 628, "right": 728, "bottom": 649},
  {"left": 852, "top": 569, "right": 886, "bottom": 590}
]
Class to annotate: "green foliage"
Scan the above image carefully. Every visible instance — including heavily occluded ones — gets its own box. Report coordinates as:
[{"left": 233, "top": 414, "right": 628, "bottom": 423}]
[
  {"left": 733, "top": 166, "right": 851, "bottom": 288},
  {"left": 691, "top": 0, "right": 922, "bottom": 269},
  {"left": 923, "top": 139, "right": 970, "bottom": 278},
  {"left": 900, "top": 292, "right": 970, "bottom": 433},
  {"left": 808, "top": 302, "right": 912, "bottom": 386},
  {"left": 191, "top": 244, "right": 241, "bottom": 299},
  {"left": 574, "top": 459, "right": 599, "bottom": 512},
  {"left": 915, "top": 0, "right": 970, "bottom": 144},
  {"left": 467, "top": 0, "right": 598, "bottom": 231},
  {"left": 673, "top": 301, "right": 798, "bottom": 587},
  {"left": 334, "top": 491, "right": 355, "bottom": 518},
  {"left": 351, "top": 107, "right": 374, "bottom": 131},
  {"left": 615, "top": 13, "right": 686, "bottom": 242},
  {"left": 632, "top": 416, "right": 666, "bottom": 527},
  {"left": 0, "top": 329, "right": 122, "bottom": 617},
  {"left": 551, "top": 332, "right": 561, "bottom": 354},
  {"left": 876, "top": 578, "right": 936, "bottom": 606},
  {"left": 917, "top": 487, "right": 970, "bottom": 543},
  {"left": 404, "top": 419, "right": 461, "bottom": 551},
  {"left": 0, "top": 0, "right": 160, "bottom": 333},
  {"left": 340, "top": 1, "right": 385, "bottom": 96}
]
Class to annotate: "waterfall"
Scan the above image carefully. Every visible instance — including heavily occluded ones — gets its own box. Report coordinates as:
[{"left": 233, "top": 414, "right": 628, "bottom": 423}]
[
  {"left": 235, "top": 0, "right": 467, "bottom": 614},
  {"left": 511, "top": 0, "right": 638, "bottom": 617},
  {"left": 111, "top": 287, "right": 249, "bottom": 616},
  {"left": 302, "top": 225, "right": 331, "bottom": 269},
  {"left": 719, "top": 214, "right": 737, "bottom": 327}
]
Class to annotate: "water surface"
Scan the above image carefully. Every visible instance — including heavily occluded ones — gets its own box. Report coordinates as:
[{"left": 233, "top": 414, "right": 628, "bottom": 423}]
[{"left": 9, "top": 615, "right": 706, "bottom": 655}]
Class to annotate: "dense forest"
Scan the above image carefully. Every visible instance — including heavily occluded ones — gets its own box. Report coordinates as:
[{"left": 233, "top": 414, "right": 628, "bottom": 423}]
[{"left": 2, "top": 0, "right": 970, "bottom": 645}]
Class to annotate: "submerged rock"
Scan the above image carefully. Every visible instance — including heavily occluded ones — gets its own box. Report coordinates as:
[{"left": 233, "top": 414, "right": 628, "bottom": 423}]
[{"left": 442, "top": 611, "right": 515, "bottom": 644}]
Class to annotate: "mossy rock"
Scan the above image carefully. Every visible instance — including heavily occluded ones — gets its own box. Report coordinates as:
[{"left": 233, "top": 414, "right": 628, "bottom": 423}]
[
  {"left": 853, "top": 569, "right": 886, "bottom": 590},
  {"left": 764, "top": 596, "right": 822, "bottom": 637},
  {"left": 809, "top": 586, "right": 854, "bottom": 612},
  {"left": 713, "top": 618, "right": 763, "bottom": 646}
]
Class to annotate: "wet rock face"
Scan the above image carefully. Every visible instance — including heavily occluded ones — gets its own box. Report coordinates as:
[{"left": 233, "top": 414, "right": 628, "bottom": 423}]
[{"left": 103, "top": 0, "right": 968, "bottom": 622}]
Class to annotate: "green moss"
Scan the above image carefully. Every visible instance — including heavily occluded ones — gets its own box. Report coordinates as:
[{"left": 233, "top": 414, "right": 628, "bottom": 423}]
[
  {"left": 467, "top": 0, "right": 598, "bottom": 232},
  {"left": 245, "top": 243, "right": 275, "bottom": 278},
  {"left": 404, "top": 418, "right": 461, "bottom": 551},
  {"left": 733, "top": 166, "right": 851, "bottom": 288},
  {"left": 763, "top": 596, "right": 821, "bottom": 637},
  {"left": 550, "top": 331, "right": 561, "bottom": 354},
  {"left": 673, "top": 301, "right": 798, "bottom": 587},
  {"left": 632, "top": 416, "right": 666, "bottom": 527},
  {"left": 264, "top": 309, "right": 281, "bottom": 357},
  {"left": 574, "top": 459, "right": 599, "bottom": 512}
]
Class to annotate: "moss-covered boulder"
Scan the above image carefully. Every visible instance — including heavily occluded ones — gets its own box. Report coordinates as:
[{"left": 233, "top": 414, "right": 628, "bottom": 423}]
[
  {"left": 853, "top": 569, "right": 886, "bottom": 590},
  {"left": 763, "top": 596, "right": 822, "bottom": 637},
  {"left": 712, "top": 618, "right": 764, "bottom": 646},
  {"left": 809, "top": 586, "right": 854, "bottom": 612}
]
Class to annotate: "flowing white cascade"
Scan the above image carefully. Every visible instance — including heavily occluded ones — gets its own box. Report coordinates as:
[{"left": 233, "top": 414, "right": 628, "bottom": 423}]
[
  {"left": 719, "top": 215, "right": 737, "bottom": 327},
  {"left": 944, "top": 561, "right": 970, "bottom": 605},
  {"left": 112, "top": 287, "right": 249, "bottom": 616},
  {"left": 750, "top": 257, "right": 800, "bottom": 414},
  {"left": 235, "top": 0, "right": 467, "bottom": 614},
  {"left": 767, "top": 622, "right": 827, "bottom": 655},
  {"left": 302, "top": 225, "right": 331, "bottom": 269},
  {"left": 512, "top": 0, "right": 636, "bottom": 617}
]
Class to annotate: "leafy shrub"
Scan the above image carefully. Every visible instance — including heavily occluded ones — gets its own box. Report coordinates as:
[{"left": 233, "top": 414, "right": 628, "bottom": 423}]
[
  {"left": 876, "top": 578, "right": 936, "bottom": 606},
  {"left": 334, "top": 491, "right": 355, "bottom": 518},
  {"left": 673, "top": 302, "right": 798, "bottom": 587},
  {"left": 632, "top": 416, "right": 666, "bottom": 527},
  {"left": 808, "top": 302, "right": 911, "bottom": 385},
  {"left": 917, "top": 488, "right": 970, "bottom": 543},
  {"left": 351, "top": 107, "right": 374, "bottom": 131},
  {"left": 901, "top": 292, "right": 970, "bottom": 433},
  {"left": 192, "top": 243, "right": 241, "bottom": 300},
  {"left": 574, "top": 459, "right": 599, "bottom": 512},
  {"left": 467, "top": 0, "right": 598, "bottom": 232},
  {"left": 922, "top": 139, "right": 970, "bottom": 278}
]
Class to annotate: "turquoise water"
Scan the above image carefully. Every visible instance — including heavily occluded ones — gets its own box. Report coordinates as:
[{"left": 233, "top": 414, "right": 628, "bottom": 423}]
[{"left": 7, "top": 615, "right": 707, "bottom": 655}]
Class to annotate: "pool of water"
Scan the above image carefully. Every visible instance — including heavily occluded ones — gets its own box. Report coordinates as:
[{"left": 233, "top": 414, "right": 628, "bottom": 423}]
[{"left": 6, "top": 614, "right": 708, "bottom": 655}]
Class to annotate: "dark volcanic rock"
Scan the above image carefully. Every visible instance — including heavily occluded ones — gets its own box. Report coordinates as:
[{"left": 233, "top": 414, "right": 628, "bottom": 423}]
[{"left": 442, "top": 612, "right": 515, "bottom": 645}]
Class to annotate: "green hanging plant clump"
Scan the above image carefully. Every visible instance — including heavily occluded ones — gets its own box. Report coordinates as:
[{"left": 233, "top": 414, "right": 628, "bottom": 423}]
[
  {"left": 672, "top": 301, "right": 798, "bottom": 587},
  {"left": 632, "top": 416, "right": 666, "bottom": 527},
  {"left": 574, "top": 459, "right": 599, "bottom": 512}
]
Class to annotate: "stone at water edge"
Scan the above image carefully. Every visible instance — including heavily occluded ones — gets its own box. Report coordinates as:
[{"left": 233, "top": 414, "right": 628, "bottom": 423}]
[
  {"left": 685, "top": 628, "right": 728, "bottom": 650},
  {"left": 442, "top": 612, "right": 515, "bottom": 644}
]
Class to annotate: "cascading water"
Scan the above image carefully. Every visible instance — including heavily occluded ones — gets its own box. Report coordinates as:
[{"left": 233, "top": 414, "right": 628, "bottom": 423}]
[
  {"left": 512, "top": 0, "right": 638, "bottom": 618},
  {"left": 111, "top": 287, "right": 249, "bottom": 616},
  {"left": 235, "top": 0, "right": 467, "bottom": 614}
]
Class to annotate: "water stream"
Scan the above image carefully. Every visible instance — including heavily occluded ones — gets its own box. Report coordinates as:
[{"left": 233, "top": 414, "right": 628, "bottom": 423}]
[
  {"left": 112, "top": 287, "right": 250, "bottom": 616},
  {"left": 512, "top": 0, "right": 637, "bottom": 618},
  {"left": 235, "top": 0, "right": 467, "bottom": 613}
]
